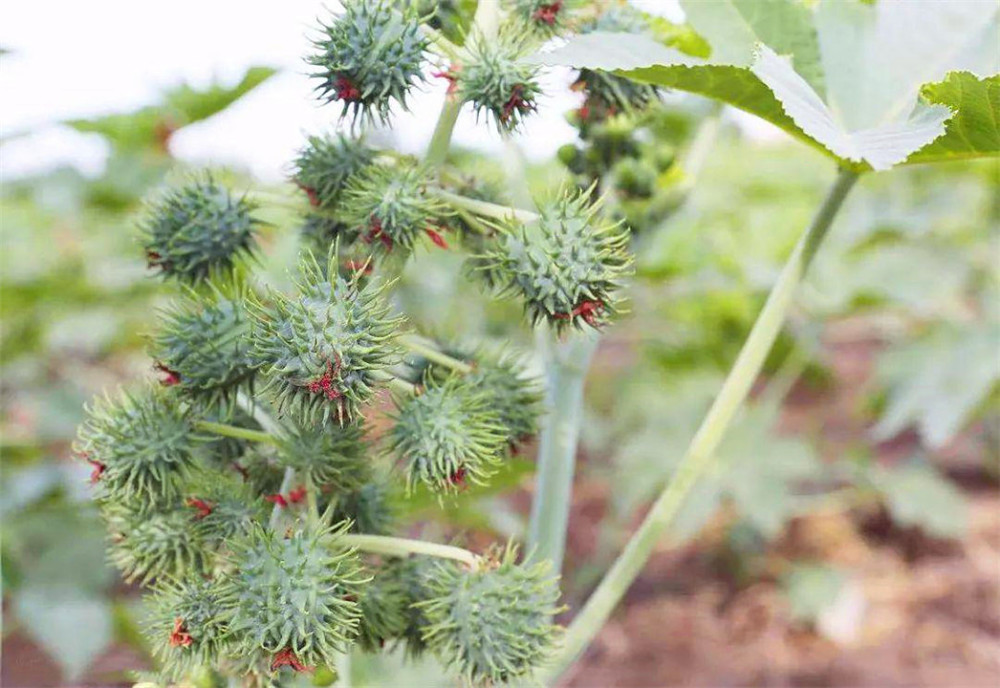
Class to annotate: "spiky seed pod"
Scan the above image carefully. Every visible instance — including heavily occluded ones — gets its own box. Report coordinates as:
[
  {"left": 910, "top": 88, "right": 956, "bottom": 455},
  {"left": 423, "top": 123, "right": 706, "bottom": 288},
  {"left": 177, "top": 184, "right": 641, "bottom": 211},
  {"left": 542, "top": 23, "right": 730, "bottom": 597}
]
[
  {"left": 480, "top": 188, "right": 633, "bottom": 333},
  {"left": 388, "top": 375, "right": 508, "bottom": 493},
  {"left": 340, "top": 162, "right": 449, "bottom": 257},
  {"left": 386, "top": 555, "right": 445, "bottom": 658},
  {"left": 510, "top": 0, "right": 575, "bottom": 36},
  {"left": 300, "top": 214, "right": 361, "bottom": 257},
  {"left": 293, "top": 133, "right": 375, "bottom": 209},
  {"left": 418, "top": 545, "right": 562, "bottom": 684},
  {"left": 150, "top": 284, "right": 255, "bottom": 408},
  {"left": 145, "top": 575, "right": 233, "bottom": 681},
  {"left": 222, "top": 522, "right": 366, "bottom": 675},
  {"left": 458, "top": 33, "right": 541, "bottom": 133},
  {"left": 106, "top": 504, "right": 208, "bottom": 584},
  {"left": 138, "top": 176, "right": 260, "bottom": 284},
  {"left": 77, "top": 386, "right": 202, "bottom": 508},
  {"left": 274, "top": 419, "right": 371, "bottom": 492},
  {"left": 183, "top": 471, "right": 266, "bottom": 548},
  {"left": 235, "top": 447, "right": 286, "bottom": 497},
  {"left": 249, "top": 249, "right": 403, "bottom": 425},
  {"left": 574, "top": 7, "right": 658, "bottom": 117},
  {"left": 308, "top": 0, "right": 427, "bottom": 124},
  {"left": 356, "top": 564, "right": 409, "bottom": 652},
  {"left": 329, "top": 480, "right": 395, "bottom": 535}
]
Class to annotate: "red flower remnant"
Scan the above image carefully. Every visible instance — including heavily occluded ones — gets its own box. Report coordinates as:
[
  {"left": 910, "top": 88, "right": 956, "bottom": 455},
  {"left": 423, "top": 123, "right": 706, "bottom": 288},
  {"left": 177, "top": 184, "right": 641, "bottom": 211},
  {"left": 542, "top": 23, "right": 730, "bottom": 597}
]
[
  {"left": 532, "top": 1, "right": 563, "bottom": 25},
  {"left": 186, "top": 497, "right": 214, "bottom": 520},
  {"left": 307, "top": 354, "right": 343, "bottom": 401},
  {"left": 449, "top": 466, "right": 468, "bottom": 490},
  {"left": 335, "top": 75, "right": 361, "bottom": 102},
  {"left": 432, "top": 64, "right": 461, "bottom": 96},
  {"left": 84, "top": 454, "right": 106, "bottom": 484},
  {"left": 288, "top": 486, "right": 307, "bottom": 504},
  {"left": 146, "top": 250, "right": 164, "bottom": 269},
  {"left": 232, "top": 462, "right": 249, "bottom": 480},
  {"left": 169, "top": 617, "right": 193, "bottom": 648},
  {"left": 271, "top": 648, "right": 313, "bottom": 673},
  {"left": 361, "top": 215, "right": 393, "bottom": 251},
  {"left": 553, "top": 299, "right": 605, "bottom": 326},
  {"left": 501, "top": 84, "right": 533, "bottom": 123},
  {"left": 265, "top": 493, "right": 289, "bottom": 508},
  {"left": 297, "top": 182, "right": 321, "bottom": 207},
  {"left": 154, "top": 362, "right": 181, "bottom": 387},
  {"left": 424, "top": 226, "right": 449, "bottom": 249}
]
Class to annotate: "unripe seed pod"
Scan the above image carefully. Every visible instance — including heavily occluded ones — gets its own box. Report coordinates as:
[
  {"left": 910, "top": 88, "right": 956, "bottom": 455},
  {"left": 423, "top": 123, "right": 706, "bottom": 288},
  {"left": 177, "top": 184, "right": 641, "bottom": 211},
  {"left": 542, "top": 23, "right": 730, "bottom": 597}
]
[
  {"left": 387, "top": 375, "right": 508, "bottom": 493},
  {"left": 249, "top": 248, "right": 403, "bottom": 425},
  {"left": 138, "top": 176, "right": 260, "bottom": 284},
  {"left": 222, "top": 522, "right": 366, "bottom": 676},
  {"left": 356, "top": 564, "right": 409, "bottom": 652},
  {"left": 458, "top": 33, "right": 542, "bottom": 133},
  {"left": 145, "top": 575, "right": 233, "bottom": 681},
  {"left": 77, "top": 386, "right": 202, "bottom": 508},
  {"left": 182, "top": 471, "right": 266, "bottom": 547},
  {"left": 292, "top": 133, "right": 375, "bottom": 209},
  {"left": 150, "top": 283, "right": 255, "bottom": 408},
  {"left": 418, "top": 544, "right": 562, "bottom": 684},
  {"left": 511, "top": 0, "right": 575, "bottom": 36},
  {"left": 274, "top": 418, "right": 371, "bottom": 492},
  {"left": 479, "top": 187, "right": 633, "bottom": 333},
  {"left": 106, "top": 503, "right": 208, "bottom": 584},
  {"left": 341, "top": 162, "right": 449, "bottom": 257},
  {"left": 308, "top": 0, "right": 427, "bottom": 124}
]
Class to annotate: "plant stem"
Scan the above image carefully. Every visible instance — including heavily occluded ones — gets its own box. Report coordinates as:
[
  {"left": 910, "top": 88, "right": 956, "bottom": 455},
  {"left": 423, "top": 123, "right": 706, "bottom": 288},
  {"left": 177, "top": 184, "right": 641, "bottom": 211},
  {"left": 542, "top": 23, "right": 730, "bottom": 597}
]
[
  {"left": 430, "top": 188, "right": 540, "bottom": 224},
  {"left": 425, "top": 97, "right": 463, "bottom": 168},
  {"left": 401, "top": 334, "right": 474, "bottom": 374},
  {"left": 339, "top": 534, "right": 480, "bottom": 568},
  {"left": 527, "top": 330, "right": 601, "bottom": 570},
  {"left": 194, "top": 420, "right": 277, "bottom": 445},
  {"left": 236, "top": 392, "right": 284, "bottom": 438},
  {"left": 336, "top": 651, "right": 352, "bottom": 688},
  {"left": 371, "top": 370, "right": 421, "bottom": 396},
  {"left": 544, "top": 169, "right": 858, "bottom": 681},
  {"left": 269, "top": 467, "right": 296, "bottom": 530}
]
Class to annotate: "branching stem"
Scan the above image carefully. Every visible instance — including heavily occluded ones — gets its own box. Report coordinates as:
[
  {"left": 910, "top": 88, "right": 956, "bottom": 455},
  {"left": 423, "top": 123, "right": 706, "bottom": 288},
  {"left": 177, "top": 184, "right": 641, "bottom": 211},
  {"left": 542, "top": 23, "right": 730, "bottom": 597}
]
[
  {"left": 195, "top": 420, "right": 277, "bottom": 445},
  {"left": 544, "top": 169, "right": 858, "bottom": 681},
  {"left": 430, "top": 188, "right": 539, "bottom": 224},
  {"left": 401, "top": 334, "right": 474, "bottom": 374},
  {"left": 339, "top": 534, "right": 480, "bottom": 568}
]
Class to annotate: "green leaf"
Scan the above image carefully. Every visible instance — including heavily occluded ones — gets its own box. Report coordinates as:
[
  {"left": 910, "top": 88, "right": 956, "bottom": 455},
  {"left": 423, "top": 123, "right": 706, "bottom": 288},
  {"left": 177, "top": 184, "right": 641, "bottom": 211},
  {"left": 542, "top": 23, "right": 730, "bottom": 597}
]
[
  {"left": 907, "top": 72, "right": 1000, "bottom": 165},
  {"left": 12, "top": 586, "right": 113, "bottom": 680},
  {"left": 66, "top": 66, "right": 277, "bottom": 152},
  {"left": 874, "top": 323, "right": 1000, "bottom": 447},
  {"left": 533, "top": 1, "right": 999, "bottom": 170},
  {"left": 872, "top": 463, "right": 967, "bottom": 538}
]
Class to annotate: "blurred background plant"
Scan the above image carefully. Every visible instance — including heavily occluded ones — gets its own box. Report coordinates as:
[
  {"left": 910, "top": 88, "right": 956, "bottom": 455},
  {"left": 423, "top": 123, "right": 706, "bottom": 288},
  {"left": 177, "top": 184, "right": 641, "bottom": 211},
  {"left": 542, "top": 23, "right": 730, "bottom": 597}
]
[{"left": 2, "top": 3, "right": 998, "bottom": 687}]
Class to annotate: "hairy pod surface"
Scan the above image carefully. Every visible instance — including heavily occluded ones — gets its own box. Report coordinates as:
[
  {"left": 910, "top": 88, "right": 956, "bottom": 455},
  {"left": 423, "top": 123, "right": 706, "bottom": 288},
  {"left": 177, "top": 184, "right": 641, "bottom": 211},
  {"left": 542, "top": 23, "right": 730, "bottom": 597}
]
[
  {"left": 77, "top": 386, "right": 202, "bottom": 508},
  {"left": 183, "top": 471, "right": 266, "bottom": 547},
  {"left": 308, "top": 0, "right": 427, "bottom": 124},
  {"left": 139, "top": 176, "right": 259, "bottom": 284},
  {"left": 419, "top": 545, "right": 562, "bottom": 684},
  {"left": 150, "top": 284, "right": 255, "bottom": 407},
  {"left": 385, "top": 555, "right": 444, "bottom": 658},
  {"left": 274, "top": 419, "right": 371, "bottom": 492},
  {"left": 341, "top": 162, "right": 449, "bottom": 257},
  {"left": 222, "top": 522, "right": 367, "bottom": 675},
  {"left": 388, "top": 375, "right": 508, "bottom": 493},
  {"left": 458, "top": 33, "right": 541, "bottom": 133},
  {"left": 510, "top": 0, "right": 575, "bottom": 36},
  {"left": 356, "top": 564, "right": 410, "bottom": 652},
  {"left": 145, "top": 575, "right": 233, "bottom": 681},
  {"left": 480, "top": 188, "right": 633, "bottom": 333},
  {"left": 293, "top": 133, "right": 375, "bottom": 209},
  {"left": 106, "top": 503, "right": 208, "bottom": 584},
  {"left": 249, "top": 249, "right": 403, "bottom": 425}
]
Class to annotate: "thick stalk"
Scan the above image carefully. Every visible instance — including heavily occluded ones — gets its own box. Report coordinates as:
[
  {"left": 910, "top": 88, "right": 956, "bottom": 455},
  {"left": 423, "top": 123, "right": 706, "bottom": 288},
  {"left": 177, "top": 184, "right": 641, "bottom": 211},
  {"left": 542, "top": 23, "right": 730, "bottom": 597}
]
[
  {"left": 340, "top": 534, "right": 480, "bottom": 568},
  {"left": 545, "top": 169, "right": 858, "bottom": 682},
  {"left": 527, "top": 330, "right": 601, "bottom": 570},
  {"left": 425, "top": 98, "right": 463, "bottom": 168},
  {"left": 401, "top": 334, "right": 474, "bottom": 374},
  {"left": 431, "top": 188, "right": 540, "bottom": 223},
  {"left": 194, "top": 420, "right": 276, "bottom": 445},
  {"left": 269, "top": 467, "right": 296, "bottom": 530}
]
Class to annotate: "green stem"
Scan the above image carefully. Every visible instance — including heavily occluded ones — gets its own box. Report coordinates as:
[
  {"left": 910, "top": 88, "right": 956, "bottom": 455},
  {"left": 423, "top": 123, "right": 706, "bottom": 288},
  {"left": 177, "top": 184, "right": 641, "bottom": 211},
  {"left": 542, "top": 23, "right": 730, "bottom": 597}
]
[
  {"left": 425, "top": 97, "right": 463, "bottom": 168},
  {"left": 527, "top": 330, "right": 601, "bottom": 570},
  {"left": 269, "top": 467, "right": 296, "bottom": 530},
  {"left": 236, "top": 392, "right": 284, "bottom": 438},
  {"left": 336, "top": 651, "right": 352, "bottom": 688},
  {"left": 430, "top": 188, "right": 539, "bottom": 224},
  {"left": 194, "top": 420, "right": 277, "bottom": 445},
  {"left": 401, "top": 334, "right": 474, "bottom": 374},
  {"left": 545, "top": 169, "right": 858, "bottom": 681},
  {"left": 371, "top": 370, "right": 421, "bottom": 396},
  {"left": 339, "top": 534, "right": 480, "bottom": 568}
]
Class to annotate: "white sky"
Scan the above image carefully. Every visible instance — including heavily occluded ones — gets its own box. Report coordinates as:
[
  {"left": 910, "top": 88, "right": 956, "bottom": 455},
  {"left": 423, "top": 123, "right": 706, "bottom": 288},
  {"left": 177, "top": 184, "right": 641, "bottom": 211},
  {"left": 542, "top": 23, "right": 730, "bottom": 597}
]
[{"left": 1, "top": 1, "right": 774, "bottom": 183}]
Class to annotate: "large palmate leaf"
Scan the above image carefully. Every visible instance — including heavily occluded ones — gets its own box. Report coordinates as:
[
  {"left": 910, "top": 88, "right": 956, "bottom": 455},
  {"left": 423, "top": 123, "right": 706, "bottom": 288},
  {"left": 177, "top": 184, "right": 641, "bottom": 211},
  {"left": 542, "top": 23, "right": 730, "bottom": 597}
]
[
  {"left": 67, "top": 66, "right": 277, "bottom": 152},
  {"left": 533, "top": 0, "right": 999, "bottom": 171}
]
